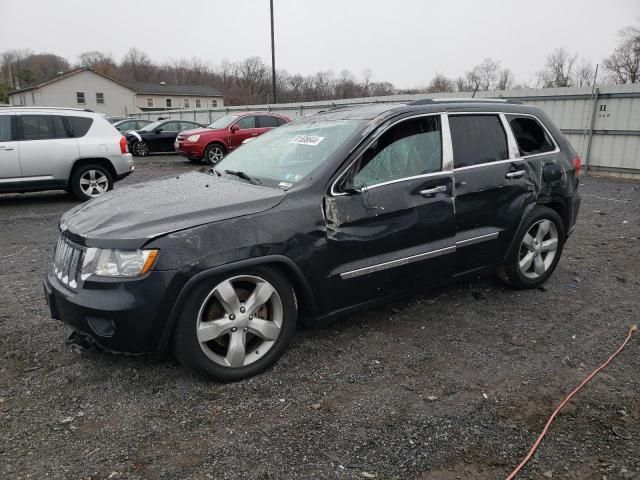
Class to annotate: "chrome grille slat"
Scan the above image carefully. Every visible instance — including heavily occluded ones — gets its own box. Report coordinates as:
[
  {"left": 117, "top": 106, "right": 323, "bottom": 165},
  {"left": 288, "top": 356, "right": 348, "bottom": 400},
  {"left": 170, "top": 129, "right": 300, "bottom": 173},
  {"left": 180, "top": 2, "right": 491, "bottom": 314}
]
[{"left": 52, "top": 236, "right": 85, "bottom": 289}]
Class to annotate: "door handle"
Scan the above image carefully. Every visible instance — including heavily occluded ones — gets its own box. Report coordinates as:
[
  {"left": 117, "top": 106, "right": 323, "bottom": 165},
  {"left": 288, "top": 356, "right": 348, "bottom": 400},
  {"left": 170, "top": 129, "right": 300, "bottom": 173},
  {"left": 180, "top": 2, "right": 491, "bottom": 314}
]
[
  {"left": 251, "top": 133, "right": 259, "bottom": 136},
  {"left": 419, "top": 185, "right": 447, "bottom": 197},
  {"left": 0, "top": 146, "right": 14, "bottom": 151},
  {"left": 505, "top": 170, "right": 525, "bottom": 179}
]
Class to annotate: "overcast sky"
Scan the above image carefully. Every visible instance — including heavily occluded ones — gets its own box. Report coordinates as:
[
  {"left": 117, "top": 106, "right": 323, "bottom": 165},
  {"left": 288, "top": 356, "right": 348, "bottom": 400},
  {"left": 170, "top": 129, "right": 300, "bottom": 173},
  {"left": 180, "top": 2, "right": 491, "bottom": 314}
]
[{"left": 1, "top": 0, "right": 638, "bottom": 88}]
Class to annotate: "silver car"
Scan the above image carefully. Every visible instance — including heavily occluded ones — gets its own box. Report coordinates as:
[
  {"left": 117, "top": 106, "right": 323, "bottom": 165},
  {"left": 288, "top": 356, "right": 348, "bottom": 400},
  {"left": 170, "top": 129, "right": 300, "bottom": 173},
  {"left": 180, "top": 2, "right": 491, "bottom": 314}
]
[{"left": 0, "top": 107, "right": 134, "bottom": 201}]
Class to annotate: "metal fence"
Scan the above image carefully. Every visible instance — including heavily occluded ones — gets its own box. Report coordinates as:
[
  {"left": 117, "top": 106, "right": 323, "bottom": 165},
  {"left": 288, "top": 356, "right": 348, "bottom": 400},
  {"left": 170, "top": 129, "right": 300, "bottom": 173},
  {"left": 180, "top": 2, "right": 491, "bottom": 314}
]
[{"left": 131, "top": 84, "right": 640, "bottom": 177}]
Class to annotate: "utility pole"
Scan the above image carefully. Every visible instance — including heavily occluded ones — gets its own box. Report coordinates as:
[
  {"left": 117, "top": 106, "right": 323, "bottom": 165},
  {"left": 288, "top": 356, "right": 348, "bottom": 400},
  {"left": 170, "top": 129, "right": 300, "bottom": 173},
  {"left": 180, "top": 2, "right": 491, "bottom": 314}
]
[{"left": 270, "top": 0, "right": 277, "bottom": 104}]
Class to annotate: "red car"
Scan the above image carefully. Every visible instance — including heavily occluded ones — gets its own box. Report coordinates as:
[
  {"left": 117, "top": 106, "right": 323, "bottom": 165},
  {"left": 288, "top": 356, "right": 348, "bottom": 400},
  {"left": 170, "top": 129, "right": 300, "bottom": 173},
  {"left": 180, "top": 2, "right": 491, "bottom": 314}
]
[{"left": 175, "top": 112, "right": 290, "bottom": 164}]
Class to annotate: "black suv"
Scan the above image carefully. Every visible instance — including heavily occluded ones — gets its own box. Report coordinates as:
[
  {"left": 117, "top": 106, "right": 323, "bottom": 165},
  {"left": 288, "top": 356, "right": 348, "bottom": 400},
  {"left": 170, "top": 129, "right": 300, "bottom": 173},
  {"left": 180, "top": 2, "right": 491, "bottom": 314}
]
[{"left": 44, "top": 99, "right": 581, "bottom": 381}]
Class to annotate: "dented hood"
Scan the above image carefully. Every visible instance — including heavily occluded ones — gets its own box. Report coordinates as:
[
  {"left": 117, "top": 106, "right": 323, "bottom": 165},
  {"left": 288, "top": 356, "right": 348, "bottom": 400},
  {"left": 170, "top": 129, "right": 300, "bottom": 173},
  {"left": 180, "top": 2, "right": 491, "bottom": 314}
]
[{"left": 60, "top": 171, "right": 285, "bottom": 248}]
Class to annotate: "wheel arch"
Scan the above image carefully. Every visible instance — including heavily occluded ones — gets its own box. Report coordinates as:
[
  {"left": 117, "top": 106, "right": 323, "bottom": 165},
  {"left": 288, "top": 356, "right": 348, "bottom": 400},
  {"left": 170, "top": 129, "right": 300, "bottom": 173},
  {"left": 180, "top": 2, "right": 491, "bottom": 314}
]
[
  {"left": 205, "top": 141, "right": 227, "bottom": 153},
  {"left": 69, "top": 158, "right": 116, "bottom": 185},
  {"left": 158, "top": 255, "right": 317, "bottom": 352}
]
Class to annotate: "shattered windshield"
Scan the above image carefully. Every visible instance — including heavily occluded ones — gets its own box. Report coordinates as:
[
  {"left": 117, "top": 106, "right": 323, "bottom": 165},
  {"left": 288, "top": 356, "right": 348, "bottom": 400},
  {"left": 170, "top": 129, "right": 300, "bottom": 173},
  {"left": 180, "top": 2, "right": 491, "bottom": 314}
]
[{"left": 216, "top": 120, "right": 364, "bottom": 188}]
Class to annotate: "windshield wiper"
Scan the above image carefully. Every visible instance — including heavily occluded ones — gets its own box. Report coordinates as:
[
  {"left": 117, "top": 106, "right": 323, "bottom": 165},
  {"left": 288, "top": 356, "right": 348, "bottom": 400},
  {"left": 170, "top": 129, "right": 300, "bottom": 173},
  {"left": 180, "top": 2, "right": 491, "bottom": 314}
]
[
  {"left": 224, "top": 170, "right": 261, "bottom": 185},
  {"left": 207, "top": 167, "right": 222, "bottom": 177}
]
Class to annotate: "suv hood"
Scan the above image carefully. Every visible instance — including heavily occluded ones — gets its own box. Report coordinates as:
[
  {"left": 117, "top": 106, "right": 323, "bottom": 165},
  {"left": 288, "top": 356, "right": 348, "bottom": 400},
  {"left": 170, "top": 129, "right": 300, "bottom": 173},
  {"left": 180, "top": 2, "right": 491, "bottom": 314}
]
[
  {"left": 61, "top": 172, "right": 285, "bottom": 248},
  {"left": 180, "top": 127, "right": 223, "bottom": 137}
]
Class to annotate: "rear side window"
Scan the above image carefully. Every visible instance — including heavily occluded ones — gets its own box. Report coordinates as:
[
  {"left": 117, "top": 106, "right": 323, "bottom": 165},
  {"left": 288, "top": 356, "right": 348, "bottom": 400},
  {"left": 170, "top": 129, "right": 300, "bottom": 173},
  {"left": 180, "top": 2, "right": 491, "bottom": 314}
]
[
  {"left": 507, "top": 115, "right": 555, "bottom": 156},
  {"left": 67, "top": 116, "right": 94, "bottom": 137},
  {"left": 257, "top": 115, "right": 280, "bottom": 128},
  {"left": 0, "top": 115, "right": 14, "bottom": 142},
  {"left": 352, "top": 116, "right": 442, "bottom": 187},
  {"left": 449, "top": 115, "right": 508, "bottom": 168},
  {"left": 19, "top": 115, "right": 70, "bottom": 141}
]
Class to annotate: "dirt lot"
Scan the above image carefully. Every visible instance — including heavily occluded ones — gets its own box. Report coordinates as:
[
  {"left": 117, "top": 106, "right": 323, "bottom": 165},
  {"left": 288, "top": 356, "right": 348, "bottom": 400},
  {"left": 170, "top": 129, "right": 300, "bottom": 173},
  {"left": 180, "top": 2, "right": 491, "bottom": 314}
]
[{"left": 1, "top": 155, "right": 638, "bottom": 480}]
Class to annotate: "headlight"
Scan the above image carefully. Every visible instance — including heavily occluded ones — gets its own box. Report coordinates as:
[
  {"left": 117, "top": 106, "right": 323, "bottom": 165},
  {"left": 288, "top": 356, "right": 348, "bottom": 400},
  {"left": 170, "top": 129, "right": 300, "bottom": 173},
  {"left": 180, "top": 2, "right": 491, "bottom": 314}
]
[
  {"left": 81, "top": 248, "right": 158, "bottom": 279},
  {"left": 186, "top": 134, "right": 200, "bottom": 142}
]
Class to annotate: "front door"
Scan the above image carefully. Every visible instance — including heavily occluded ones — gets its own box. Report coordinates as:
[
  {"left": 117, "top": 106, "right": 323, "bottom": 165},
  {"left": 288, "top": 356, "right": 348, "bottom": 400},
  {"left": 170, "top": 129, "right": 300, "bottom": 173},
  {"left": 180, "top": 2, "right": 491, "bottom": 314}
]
[
  {"left": 228, "top": 115, "right": 260, "bottom": 150},
  {"left": 156, "top": 121, "right": 181, "bottom": 152},
  {"left": 325, "top": 114, "right": 456, "bottom": 309},
  {"left": 0, "top": 115, "right": 21, "bottom": 190}
]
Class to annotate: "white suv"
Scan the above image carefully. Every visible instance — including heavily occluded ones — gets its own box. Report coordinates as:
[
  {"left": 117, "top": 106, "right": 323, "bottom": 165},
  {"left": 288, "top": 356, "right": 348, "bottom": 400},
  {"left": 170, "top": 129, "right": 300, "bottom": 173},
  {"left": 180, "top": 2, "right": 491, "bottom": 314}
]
[{"left": 0, "top": 107, "right": 134, "bottom": 201}]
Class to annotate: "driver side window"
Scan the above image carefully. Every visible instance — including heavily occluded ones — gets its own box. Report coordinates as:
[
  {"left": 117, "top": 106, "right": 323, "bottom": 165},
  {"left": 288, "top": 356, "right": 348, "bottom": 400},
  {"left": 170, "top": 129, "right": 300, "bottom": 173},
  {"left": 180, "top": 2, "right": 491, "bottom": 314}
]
[
  {"left": 352, "top": 116, "right": 442, "bottom": 188},
  {"left": 236, "top": 116, "right": 256, "bottom": 129}
]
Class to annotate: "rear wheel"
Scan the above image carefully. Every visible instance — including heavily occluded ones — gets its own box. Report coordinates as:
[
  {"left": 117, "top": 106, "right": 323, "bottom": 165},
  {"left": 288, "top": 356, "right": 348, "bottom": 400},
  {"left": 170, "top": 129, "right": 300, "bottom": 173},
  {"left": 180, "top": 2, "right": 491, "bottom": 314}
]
[
  {"left": 132, "top": 141, "right": 150, "bottom": 157},
  {"left": 499, "top": 206, "right": 565, "bottom": 289},
  {"left": 70, "top": 164, "right": 113, "bottom": 201},
  {"left": 203, "top": 143, "right": 225, "bottom": 165},
  {"left": 173, "top": 266, "right": 297, "bottom": 381}
]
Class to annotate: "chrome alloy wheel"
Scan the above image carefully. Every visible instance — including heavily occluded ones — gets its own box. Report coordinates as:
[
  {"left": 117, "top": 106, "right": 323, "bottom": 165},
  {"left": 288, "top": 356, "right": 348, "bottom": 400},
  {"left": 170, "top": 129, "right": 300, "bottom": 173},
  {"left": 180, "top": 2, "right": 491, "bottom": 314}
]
[
  {"left": 196, "top": 275, "right": 283, "bottom": 368},
  {"left": 518, "top": 219, "right": 559, "bottom": 279},
  {"left": 79, "top": 170, "right": 109, "bottom": 197},
  {"left": 133, "top": 141, "right": 149, "bottom": 156},
  {"left": 206, "top": 145, "right": 225, "bottom": 164}
]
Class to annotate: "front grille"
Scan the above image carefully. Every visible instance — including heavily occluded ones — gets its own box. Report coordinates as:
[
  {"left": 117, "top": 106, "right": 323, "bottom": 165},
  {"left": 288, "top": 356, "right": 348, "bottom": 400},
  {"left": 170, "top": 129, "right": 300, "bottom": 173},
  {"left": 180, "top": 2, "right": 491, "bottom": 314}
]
[{"left": 52, "top": 236, "right": 85, "bottom": 289}]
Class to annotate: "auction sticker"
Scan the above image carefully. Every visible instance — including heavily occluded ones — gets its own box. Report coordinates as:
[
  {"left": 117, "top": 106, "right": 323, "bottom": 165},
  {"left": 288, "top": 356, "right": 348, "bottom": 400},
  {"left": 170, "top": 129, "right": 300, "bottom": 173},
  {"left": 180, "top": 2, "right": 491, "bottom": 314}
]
[{"left": 289, "top": 135, "right": 325, "bottom": 146}]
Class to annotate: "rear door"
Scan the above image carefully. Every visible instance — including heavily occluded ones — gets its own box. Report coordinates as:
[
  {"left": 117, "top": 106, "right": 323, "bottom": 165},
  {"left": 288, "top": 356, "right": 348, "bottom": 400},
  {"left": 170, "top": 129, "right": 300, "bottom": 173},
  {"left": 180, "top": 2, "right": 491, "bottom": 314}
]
[
  {"left": 325, "top": 113, "right": 456, "bottom": 308},
  {"left": 256, "top": 115, "right": 281, "bottom": 135},
  {"left": 228, "top": 115, "right": 259, "bottom": 149},
  {"left": 16, "top": 114, "right": 79, "bottom": 188},
  {"left": 0, "top": 114, "right": 21, "bottom": 189},
  {"left": 449, "top": 113, "right": 533, "bottom": 275}
]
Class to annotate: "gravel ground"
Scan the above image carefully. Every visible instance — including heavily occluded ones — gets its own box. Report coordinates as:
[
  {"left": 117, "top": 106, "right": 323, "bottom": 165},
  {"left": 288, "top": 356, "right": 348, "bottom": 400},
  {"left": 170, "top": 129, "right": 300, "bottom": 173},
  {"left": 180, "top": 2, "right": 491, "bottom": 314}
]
[{"left": 1, "top": 155, "right": 639, "bottom": 480}]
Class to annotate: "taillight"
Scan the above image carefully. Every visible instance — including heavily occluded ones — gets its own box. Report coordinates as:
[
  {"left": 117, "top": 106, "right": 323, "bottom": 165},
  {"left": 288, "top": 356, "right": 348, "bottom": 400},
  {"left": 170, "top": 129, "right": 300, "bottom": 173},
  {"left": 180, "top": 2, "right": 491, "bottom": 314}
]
[
  {"left": 119, "top": 136, "right": 128, "bottom": 154},
  {"left": 572, "top": 156, "right": 582, "bottom": 177}
]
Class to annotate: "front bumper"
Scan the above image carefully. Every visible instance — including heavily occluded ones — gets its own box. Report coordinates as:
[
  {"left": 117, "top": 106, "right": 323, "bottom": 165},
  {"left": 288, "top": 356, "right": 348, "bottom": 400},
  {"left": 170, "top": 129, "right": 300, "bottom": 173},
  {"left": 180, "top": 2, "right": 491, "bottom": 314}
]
[
  {"left": 175, "top": 141, "right": 204, "bottom": 160},
  {"left": 44, "top": 270, "right": 185, "bottom": 353}
]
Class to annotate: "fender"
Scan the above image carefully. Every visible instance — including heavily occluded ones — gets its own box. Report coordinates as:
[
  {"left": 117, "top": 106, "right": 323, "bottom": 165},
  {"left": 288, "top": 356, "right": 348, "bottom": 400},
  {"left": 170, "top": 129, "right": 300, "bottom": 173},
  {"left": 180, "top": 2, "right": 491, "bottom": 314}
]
[
  {"left": 157, "top": 255, "right": 318, "bottom": 351},
  {"left": 501, "top": 201, "right": 540, "bottom": 264}
]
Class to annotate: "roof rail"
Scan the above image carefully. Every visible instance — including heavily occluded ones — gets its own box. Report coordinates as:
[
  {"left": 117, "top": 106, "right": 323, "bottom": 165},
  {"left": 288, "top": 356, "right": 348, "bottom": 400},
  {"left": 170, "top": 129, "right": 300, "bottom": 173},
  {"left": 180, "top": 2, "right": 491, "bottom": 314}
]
[
  {"left": 408, "top": 97, "right": 522, "bottom": 105},
  {"left": 4, "top": 106, "right": 96, "bottom": 112}
]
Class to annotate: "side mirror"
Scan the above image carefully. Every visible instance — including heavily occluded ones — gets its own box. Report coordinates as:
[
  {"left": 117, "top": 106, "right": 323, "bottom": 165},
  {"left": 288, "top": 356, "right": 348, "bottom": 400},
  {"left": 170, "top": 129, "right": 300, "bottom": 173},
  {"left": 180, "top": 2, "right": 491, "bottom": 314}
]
[
  {"left": 155, "top": 128, "right": 163, "bottom": 134},
  {"left": 230, "top": 124, "right": 240, "bottom": 133},
  {"left": 341, "top": 178, "right": 362, "bottom": 195}
]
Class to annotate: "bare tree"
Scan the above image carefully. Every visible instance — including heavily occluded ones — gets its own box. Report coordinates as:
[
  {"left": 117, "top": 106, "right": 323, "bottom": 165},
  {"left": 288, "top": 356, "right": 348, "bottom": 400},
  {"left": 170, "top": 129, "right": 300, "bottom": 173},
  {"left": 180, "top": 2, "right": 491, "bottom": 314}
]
[
  {"left": 427, "top": 73, "right": 455, "bottom": 93},
  {"left": 496, "top": 68, "right": 514, "bottom": 90},
  {"left": 78, "top": 51, "right": 117, "bottom": 76},
  {"left": 538, "top": 48, "right": 578, "bottom": 88},
  {"left": 604, "top": 25, "right": 640, "bottom": 84},
  {"left": 120, "top": 48, "right": 154, "bottom": 82},
  {"left": 473, "top": 58, "right": 501, "bottom": 90},
  {"left": 574, "top": 58, "right": 596, "bottom": 87}
]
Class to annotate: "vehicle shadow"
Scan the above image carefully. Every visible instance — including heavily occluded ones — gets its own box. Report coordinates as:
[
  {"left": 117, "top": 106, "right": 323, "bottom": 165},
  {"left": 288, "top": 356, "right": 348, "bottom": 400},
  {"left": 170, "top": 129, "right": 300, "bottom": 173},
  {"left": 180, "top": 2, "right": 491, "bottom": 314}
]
[{"left": 0, "top": 190, "right": 79, "bottom": 207}]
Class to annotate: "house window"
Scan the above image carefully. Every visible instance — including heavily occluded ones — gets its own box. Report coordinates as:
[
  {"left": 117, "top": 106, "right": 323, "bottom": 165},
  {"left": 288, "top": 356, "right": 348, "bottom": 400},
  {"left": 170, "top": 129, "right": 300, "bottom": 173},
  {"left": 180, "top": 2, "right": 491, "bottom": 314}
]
[
  {"left": 76, "top": 92, "right": 85, "bottom": 105},
  {"left": 96, "top": 92, "right": 104, "bottom": 104},
  {"left": 183, "top": 98, "right": 190, "bottom": 108},
  {"left": 211, "top": 99, "right": 218, "bottom": 108},
  {"left": 147, "top": 98, "right": 154, "bottom": 108},
  {"left": 195, "top": 99, "right": 201, "bottom": 108},
  {"left": 31, "top": 92, "right": 35, "bottom": 104},
  {"left": 166, "top": 98, "right": 172, "bottom": 108}
]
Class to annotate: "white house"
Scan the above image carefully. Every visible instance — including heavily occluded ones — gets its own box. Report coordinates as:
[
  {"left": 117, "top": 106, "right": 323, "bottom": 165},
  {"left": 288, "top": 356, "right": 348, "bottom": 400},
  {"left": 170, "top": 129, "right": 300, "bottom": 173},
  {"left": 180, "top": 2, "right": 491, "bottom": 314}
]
[{"left": 8, "top": 68, "right": 224, "bottom": 116}]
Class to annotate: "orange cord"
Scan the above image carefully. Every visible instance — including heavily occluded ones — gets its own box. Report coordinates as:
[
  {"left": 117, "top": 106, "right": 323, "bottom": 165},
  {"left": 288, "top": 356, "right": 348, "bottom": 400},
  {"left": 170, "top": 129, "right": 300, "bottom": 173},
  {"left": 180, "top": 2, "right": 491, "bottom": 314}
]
[{"left": 505, "top": 324, "right": 637, "bottom": 480}]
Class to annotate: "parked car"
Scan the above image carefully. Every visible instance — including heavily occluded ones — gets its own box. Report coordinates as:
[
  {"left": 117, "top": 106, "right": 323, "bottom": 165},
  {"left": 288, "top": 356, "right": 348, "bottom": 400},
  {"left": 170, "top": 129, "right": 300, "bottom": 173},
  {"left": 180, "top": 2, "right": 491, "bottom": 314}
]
[
  {"left": 104, "top": 116, "right": 128, "bottom": 124},
  {"left": 112, "top": 118, "right": 152, "bottom": 133},
  {"left": 175, "top": 112, "right": 290, "bottom": 164},
  {"left": 0, "top": 107, "right": 134, "bottom": 201},
  {"left": 45, "top": 99, "right": 581, "bottom": 381},
  {"left": 126, "top": 119, "right": 204, "bottom": 156}
]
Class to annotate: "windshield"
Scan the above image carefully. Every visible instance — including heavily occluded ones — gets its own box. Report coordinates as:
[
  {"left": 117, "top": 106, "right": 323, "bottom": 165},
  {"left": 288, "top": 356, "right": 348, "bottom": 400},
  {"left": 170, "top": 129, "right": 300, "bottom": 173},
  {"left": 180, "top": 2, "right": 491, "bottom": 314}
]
[
  {"left": 216, "top": 120, "right": 364, "bottom": 188},
  {"left": 139, "top": 120, "right": 163, "bottom": 132},
  {"left": 207, "top": 115, "right": 239, "bottom": 129}
]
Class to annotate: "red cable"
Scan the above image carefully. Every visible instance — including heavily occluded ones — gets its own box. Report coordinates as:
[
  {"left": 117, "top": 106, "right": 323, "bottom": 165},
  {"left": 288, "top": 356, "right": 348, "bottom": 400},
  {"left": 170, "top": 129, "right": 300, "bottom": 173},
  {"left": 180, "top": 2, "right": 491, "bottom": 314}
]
[{"left": 505, "top": 325, "right": 637, "bottom": 480}]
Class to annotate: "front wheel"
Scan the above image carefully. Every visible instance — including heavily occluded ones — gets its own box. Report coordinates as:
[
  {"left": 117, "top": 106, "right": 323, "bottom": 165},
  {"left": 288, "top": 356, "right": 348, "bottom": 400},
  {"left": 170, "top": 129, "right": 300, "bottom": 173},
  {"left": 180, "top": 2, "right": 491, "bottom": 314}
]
[
  {"left": 70, "top": 164, "right": 113, "bottom": 201},
  {"left": 203, "top": 144, "right": 225, "bottom": 165},
  {"left": 499, "top": 206, "right": 565, "bottom": 289},
  {"left": 173, "top": 266, "right": 297, "bottom": 381}
]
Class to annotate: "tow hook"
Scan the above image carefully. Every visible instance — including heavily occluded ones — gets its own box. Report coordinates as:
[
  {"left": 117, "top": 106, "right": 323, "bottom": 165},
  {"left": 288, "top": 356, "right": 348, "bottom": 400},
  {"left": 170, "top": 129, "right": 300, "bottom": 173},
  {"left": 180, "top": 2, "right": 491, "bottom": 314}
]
[{"left": 66, "top": 331, "right": 96, "bottom": 352}]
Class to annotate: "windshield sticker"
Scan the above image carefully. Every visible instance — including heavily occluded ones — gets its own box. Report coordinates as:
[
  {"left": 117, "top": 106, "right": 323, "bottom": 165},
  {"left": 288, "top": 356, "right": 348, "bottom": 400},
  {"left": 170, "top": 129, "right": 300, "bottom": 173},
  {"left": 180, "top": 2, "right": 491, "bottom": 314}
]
[
  {"left": 278, "top": 181, "right": 293, "bottom": 188},
  {"left": 289, "top": 135, "right": 325, "bottom": 146}
]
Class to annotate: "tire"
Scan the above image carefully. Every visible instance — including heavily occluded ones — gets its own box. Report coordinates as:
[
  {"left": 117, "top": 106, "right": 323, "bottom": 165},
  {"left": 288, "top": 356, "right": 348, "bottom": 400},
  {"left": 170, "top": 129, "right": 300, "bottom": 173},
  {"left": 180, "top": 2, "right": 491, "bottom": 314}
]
[
  {"left": 70, "top": 164, "right": 113, "bottom": 201},
  {"left": 132, "top": 141, "right": 150, "bottom": 157},
  {"left": 203, "top": 143, "right": 225, "bottom": 165},
  {"left": 499, "top": 206, "right": 565, "bottom": 290},
  {"left": 173, "top": 266, "right": 297, "bottom": 381}
]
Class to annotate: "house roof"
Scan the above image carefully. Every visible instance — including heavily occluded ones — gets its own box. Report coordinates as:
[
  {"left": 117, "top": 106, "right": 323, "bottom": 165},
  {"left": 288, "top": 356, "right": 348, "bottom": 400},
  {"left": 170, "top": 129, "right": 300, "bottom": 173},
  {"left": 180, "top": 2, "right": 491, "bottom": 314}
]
[
  {"left": 8, "top": 67, "right": 135, "bottom": 95},
  {"left": 128, "top": 82, "right": 223, "bottom": 97},
  {"left": 8, "top": 68, "right": 224, "bottom": 98}
]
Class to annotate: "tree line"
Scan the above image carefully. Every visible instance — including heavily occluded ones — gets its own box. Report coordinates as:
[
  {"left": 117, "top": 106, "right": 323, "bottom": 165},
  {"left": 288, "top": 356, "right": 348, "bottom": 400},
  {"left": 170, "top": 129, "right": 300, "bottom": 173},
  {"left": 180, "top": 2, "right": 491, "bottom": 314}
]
[{"left": 1, "top": 24, "right": 638, "bottom": 105}]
